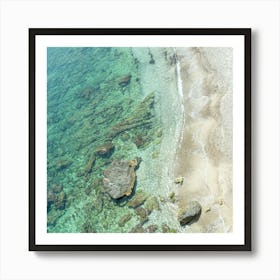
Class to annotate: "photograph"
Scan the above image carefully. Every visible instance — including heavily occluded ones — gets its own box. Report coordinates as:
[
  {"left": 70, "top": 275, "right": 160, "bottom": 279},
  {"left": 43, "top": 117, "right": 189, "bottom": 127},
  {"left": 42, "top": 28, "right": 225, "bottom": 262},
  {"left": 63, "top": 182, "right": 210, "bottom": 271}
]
[
  {"left": 29, "top": 29, "right": 251, "bottom": 250},
  {"left": 46, "top": 46, "right": 233, "bottom": 234}
]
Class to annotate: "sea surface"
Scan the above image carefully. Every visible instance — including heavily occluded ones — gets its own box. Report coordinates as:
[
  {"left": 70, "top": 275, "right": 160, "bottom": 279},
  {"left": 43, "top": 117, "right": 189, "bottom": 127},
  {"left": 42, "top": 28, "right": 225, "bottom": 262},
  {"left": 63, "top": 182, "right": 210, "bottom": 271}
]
[{"left": 47, "top": 47, "right": 183, "bottom": 233}]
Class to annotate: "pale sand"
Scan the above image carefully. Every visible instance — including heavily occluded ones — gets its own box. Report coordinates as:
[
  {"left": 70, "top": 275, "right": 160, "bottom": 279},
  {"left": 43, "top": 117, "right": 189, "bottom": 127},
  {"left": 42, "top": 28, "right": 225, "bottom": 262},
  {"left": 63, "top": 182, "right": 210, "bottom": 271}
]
[{"left": 174, "top": 47, "right": 233, "bottom": 233}]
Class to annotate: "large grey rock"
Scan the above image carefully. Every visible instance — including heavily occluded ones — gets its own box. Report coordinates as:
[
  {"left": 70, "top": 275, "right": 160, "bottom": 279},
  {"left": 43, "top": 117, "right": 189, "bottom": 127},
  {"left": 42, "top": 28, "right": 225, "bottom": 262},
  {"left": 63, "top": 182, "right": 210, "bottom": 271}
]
[
  {"left": 103, "top": 158, "right": 141, "bottom": 199},
  {"left": 178, "top": 201, "right": 202, "bottom": 226}
]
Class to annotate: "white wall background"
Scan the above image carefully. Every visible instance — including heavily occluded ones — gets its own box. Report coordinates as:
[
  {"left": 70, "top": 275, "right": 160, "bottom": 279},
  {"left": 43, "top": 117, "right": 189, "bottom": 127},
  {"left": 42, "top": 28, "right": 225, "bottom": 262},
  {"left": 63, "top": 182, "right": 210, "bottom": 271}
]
[{"left": 0, "top": 0, "right": 279, "bottom": 279}]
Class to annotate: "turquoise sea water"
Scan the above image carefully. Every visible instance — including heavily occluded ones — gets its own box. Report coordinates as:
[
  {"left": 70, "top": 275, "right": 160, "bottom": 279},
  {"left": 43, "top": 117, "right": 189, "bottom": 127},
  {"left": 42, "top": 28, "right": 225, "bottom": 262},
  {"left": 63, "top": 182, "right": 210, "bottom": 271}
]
[{"left": 47, "top": 47, "right": 181, "bottom": 233}]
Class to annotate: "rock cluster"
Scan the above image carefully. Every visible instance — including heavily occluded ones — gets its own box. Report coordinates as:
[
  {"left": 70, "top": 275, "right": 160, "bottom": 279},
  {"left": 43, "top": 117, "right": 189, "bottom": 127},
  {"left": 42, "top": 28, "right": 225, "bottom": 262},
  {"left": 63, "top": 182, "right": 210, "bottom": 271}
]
[
  {"left": 108, "top": 92, "right": 155, "bottom": 139},
  {"left": 122, "top": 193, "right": 160, "bottom": 231}
]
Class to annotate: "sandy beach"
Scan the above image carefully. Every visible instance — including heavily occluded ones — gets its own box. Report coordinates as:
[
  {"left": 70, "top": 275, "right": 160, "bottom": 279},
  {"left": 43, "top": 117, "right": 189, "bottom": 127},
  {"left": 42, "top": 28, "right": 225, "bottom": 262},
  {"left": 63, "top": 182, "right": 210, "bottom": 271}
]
[{"left": 174, "top": 47, "right": 233, "bottom": 233}]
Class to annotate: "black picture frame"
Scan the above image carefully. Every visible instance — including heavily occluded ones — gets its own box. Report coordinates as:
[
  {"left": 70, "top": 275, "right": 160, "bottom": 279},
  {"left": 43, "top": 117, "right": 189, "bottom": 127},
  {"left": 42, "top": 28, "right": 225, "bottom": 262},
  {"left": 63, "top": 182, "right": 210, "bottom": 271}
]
[{"left": 29, "top": 28, "right": 251, "bottom": 251}]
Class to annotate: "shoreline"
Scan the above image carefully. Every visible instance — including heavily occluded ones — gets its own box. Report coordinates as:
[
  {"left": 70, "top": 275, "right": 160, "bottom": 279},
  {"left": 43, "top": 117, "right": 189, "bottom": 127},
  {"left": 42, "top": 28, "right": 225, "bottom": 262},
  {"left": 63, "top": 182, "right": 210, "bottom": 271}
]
[{"left": 131, "top": 47, "right": 183, "bottom": 230}]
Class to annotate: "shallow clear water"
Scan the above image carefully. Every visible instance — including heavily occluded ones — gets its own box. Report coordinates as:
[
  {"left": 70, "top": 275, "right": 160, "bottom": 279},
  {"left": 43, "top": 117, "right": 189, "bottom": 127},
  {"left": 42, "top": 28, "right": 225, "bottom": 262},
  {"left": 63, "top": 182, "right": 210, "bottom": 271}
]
[{"left": 47, "top": 47, "right": 182, "bottom": 233}]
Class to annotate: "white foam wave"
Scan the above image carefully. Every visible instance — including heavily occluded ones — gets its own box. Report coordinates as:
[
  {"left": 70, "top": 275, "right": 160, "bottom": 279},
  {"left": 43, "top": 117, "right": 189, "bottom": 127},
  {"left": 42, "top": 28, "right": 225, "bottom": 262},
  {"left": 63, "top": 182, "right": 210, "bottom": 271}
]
[{"left": 173, "top": 48, "right": 185, "bottom": 151}]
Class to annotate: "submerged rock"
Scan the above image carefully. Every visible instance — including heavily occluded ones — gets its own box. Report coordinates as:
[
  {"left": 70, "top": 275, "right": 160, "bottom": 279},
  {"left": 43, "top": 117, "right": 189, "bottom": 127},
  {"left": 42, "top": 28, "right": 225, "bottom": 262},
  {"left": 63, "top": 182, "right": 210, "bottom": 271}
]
[
  {"left": 54, "top": 191, "right": 67, "bottom": 210},
  {"left": 93, "top": 192, "right": 103, "bottom": 213},
  {"left": 145, "top": 196, "right": 160, "bottom": 213},
  {"left": 95, "top": 142, "right": 115, "bottom": 157},
  {"left": 135, "top": 207, "right": 148, "bottom": 220},
  {"left": 47, "top": 209, "right": 64, "bottom": 227},
  {"left": 127, "top": 189, "right": 148, "bottom": 208},
  {"left": 84, "top": 153, "right": 96, "bottom": 175},
  {"left": 78, "top": 87, "right": 93, "bottom": 99},
  {"left": 130, "top": 224, "right": 145, "bottom": 233},
  {"left": 146, "top": 224, "right": 158, "bottom": 233},
  {"left": 103, "top": 157, "right": 141, "bottom": 199},
  {"left": 52, "top": 184, "right": 63, "bottom": 194},
  {"left": 81, "top": 221, "right": 97, "bottom": 233},
  {"left": 135, "top": 207, "right": 149, "bottom": 225},
  {"left": 108, "top": 92, "right": 156, "bottom": 139},
  {"left": 161, "top": 223, "right": 171, "bottom": 233},
  {"left": 118, "top": 74, "right": 131, "bottom": 87},
  {"left": 47, "top": 190, "right": 55, "bottom": 210},
  {"left": 47, "top": 184, "right": 67, "bottom": 211},
  {"left": 55, "top": 159, "right": 73, "bottom": 171},
  {"left": 132, "top": 134, "right": 145, "bottom": 148},
  {"left": 178, "top": 201, "right": 202, "bottom": 226},
  {"left": 118, "top": 213, "right": 133, "bottom": 227},
  {"left": 161, "top": 224, "right": 178, "bottom": 233},
  {"left": 120, "top": 132, "right": 130, "bottom": 141}
]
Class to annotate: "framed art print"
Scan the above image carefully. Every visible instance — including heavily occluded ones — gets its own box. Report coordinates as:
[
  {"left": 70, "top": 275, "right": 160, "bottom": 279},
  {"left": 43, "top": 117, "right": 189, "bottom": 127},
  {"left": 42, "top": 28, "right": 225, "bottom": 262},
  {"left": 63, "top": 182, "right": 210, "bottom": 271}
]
[{"left": 29, "top": 28, "right": 251, "bottom": 251}]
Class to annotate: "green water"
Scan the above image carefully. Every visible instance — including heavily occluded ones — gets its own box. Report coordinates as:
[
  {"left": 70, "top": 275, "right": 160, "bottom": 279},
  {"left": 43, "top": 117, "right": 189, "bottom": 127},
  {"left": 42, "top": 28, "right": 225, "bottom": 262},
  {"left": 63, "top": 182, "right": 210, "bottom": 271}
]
[{"left": 47, "top": 47, "right": 180, "bottom": 233}]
